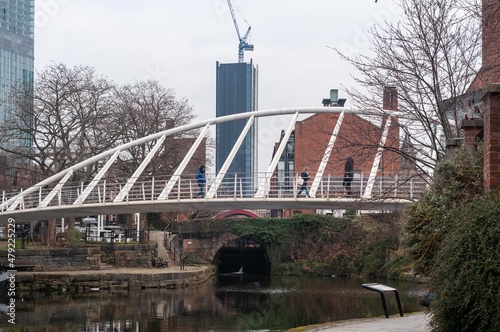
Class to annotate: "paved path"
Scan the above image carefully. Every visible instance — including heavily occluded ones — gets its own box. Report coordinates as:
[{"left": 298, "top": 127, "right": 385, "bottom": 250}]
[
  {"left": 22, "top": 265, "right": 209, "bottom": 275},
  {"left": 296, "top": 312, "right": 431, "bottom": 332},
  {"left": 149, "top": 230, "right": 171, "bottom": 263}
]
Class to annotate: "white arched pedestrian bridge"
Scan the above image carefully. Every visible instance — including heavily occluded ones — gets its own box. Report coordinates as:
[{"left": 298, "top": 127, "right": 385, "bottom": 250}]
[{"left": 0, "top": 108, "right": 428, "bottom": 223}]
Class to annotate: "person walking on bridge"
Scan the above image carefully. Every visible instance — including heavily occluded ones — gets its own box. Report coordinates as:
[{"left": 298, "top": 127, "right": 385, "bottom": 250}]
[
  {"left": 196, "top": 165, "right": 206, "bottom": 198},
  {"left": 297, "top": 167, "right": 311, "bottom": 197},
  {"left": 343, "top": 157, "right": 354, "bottom": 196}
]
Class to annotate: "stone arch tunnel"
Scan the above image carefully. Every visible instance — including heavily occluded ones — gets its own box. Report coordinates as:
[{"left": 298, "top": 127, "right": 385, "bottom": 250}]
[
  {"left": 177, "top": 214, "right": 272, "bottom": 275},
  {"left": 213, "top": 236, "right": 271, "bottom": 275}
]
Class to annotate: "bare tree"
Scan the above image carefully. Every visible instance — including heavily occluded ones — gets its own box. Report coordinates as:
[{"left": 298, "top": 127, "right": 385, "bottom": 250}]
[
  {"left": 109, "top": 80, "right": 205, "bottom": 229},
  {"left": 112, "top": 80, "right": 202, "bottom": 178},
  {"left": 0, "top": 63, "right": 120, "bottom": 184},
  {"left": 333, "top": 0, "right": 482, "bottom": 172},
  {"left": 0, "top": 65, "right": 206, "bottom": 189}
]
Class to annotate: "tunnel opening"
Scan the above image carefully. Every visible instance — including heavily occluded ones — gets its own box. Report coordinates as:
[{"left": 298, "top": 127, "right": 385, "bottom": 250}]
[{"left": 214, "top": 237, "right": 271, "bottom": 275}]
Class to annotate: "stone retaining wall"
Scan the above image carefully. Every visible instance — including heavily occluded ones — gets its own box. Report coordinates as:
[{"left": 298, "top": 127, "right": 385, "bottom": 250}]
[
  {"left": 0, "top": 244, "right": 156, "bottom": 271},
  {"left": 14, "top": 265, "right": 216, "bottom": 292},
  {"left": 0, "top": 247, "right": 101, "bottom": 271},
  {"left": 100, "top": 244, "right": 155, "bottom": 268}
]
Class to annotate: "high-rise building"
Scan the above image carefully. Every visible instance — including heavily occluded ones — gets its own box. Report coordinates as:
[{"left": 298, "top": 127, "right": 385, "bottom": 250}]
[
  {"left": 215, "top": 60, "right": 258, "bottom": 196},
  {"left": 0, "top": 0, "right": 34, "bottom": 148}
]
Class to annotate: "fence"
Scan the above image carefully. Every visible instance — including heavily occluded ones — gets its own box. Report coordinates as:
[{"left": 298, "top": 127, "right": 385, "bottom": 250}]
[{"left": 2, "top": 171, "right": 429, "bottom": 212}]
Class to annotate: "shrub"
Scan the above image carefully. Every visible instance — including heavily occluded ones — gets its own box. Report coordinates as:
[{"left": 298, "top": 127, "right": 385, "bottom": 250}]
[
  {"left": 429, "top": 194, "right": 500, "bottom": 332},
  {"left": 402, "top": 145, "right": 483, "bottom": 275},
  {"left": 65, "top": 227, "right": 83, "bottom": 247}
]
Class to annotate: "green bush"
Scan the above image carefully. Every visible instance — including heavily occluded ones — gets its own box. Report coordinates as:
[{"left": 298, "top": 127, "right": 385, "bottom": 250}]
[
  {"left": 402, "top": 145, "right": 484, "bottom": 275},
  {"left": 355, "top": 214, "right": 402, "bottom": 278},
  {"left": 230, "top": 213, "right": 398, "bottom": 277},
  {"left": 429, "top": 194, "right": 500, "bottom": 332},
  {"left": 65, "top": 227, "right": 83, "bottom": 247}
]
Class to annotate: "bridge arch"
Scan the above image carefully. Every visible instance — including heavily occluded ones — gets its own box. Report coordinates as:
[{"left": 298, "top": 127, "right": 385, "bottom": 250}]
[
  {"left": 211, "top": 235, "right": 271, "bottom": 275},
  {"left": 214, "top": 209, "right": 259, "bottom": 219},
  {"left": 208, "top": 233, "right": 240, "bottom": 262},
  {"left": 0, "top": 107, "right": 421, "bottom": 223}
]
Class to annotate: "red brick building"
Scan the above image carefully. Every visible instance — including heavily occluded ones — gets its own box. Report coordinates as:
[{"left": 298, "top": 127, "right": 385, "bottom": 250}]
[
  {"left": 270, "top": 89, "right": 408, "bottom": 217},
  {"left": 274, "top": 89, "right": 402, "bottom": 177},
  {"left": 463, "top": 0, "right": 500, "bottom": 192},
  {"left": 294, "top": 89, "right": 400, "bottom": 178}
]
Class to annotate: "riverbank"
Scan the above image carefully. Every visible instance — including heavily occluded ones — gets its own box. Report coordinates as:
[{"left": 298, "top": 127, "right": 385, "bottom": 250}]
[
  {"left": 289, "top": 312, "right": 431, "bottom": 332},
  {"left": 5, "top": 269, "right": 431, "bottom": 331},
  {"left": 13, "top": 264, "right": 216, "bottom": 292}
]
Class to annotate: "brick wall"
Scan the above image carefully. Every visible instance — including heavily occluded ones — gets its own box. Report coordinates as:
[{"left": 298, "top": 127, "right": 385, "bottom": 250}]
[
  {"left": 169, "top": 137, "right": 207, "bottom": 175},
  {"left": 483, "top": 85, "right": 500, "bottom": 191},
  {"left": 294, "top": 112, "right": 400, "bottom": 177},
  {"left": 480, "top": 1, "right": 500, "bottom": 192},
  {"left": 100, "top": 244, "right": 155, "bottom": 268},
  {"left": 468, "top": 1, "right": 500, "bottom": 91},
  {"left": 461, "top": 119, "right": 484, "bottom": 148},
  {"left": 481, "top": 0, "right": 500, "bottom": 86}
]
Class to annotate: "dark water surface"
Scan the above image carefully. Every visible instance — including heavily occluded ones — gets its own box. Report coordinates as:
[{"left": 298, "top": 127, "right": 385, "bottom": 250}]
[{"left": 0, "top": 275, "right": 427, "bottom": 331}]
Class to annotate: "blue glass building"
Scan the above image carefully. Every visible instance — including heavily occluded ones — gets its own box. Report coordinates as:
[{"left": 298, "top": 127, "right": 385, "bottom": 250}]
[
  {"left": 215, "top": 60, "right": 258, "bottom": 196},
  {"left": 0, "top": 0, "right": 34, "bottom": 149}
]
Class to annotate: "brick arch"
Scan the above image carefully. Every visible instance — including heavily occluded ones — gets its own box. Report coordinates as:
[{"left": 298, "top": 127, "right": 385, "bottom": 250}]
[
  {"left": 213, "top": 209, "right": 259, "bottom": 219},
  {"left": 207, "top": 233, "right": 241, "bottom": 262}
]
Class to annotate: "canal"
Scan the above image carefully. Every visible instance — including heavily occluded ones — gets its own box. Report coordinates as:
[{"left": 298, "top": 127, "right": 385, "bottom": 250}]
[{"left": 0, "top": 275, "right": 428, "bottom": 331}]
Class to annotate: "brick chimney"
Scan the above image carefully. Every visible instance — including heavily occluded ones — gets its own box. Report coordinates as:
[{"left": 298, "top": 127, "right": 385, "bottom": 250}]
[{"left": 383, "top": 87, "right": 398, "bottom": 111}]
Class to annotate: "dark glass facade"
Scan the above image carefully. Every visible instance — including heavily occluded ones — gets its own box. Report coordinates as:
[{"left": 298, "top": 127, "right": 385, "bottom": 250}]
[
  {"left": 0, "top": 0, "right": 34, "bottom": 149},
  {"left": 215, "top": 60, "right": 258, "bottom": 196}
]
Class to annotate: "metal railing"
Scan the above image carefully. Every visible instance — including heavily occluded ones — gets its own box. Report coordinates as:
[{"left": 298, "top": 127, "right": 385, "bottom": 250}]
[
  {"left": 164, "top": 225, "right": 181, "bottom": 264},
  {"left": 1, "top": 171, "right": 429, "bottom": 212},
  {"left": 80, "top": 227, "right": 145, "bottom": 244}
]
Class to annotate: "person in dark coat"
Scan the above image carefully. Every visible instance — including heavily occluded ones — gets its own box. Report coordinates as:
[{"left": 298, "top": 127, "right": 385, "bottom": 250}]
[
  {"left": 195, "top": 165, "right": 206, "bottom": 198},
  {"left": 297, "top": 167, "right": 311, "bottom": 197},
  {"left": 343, "top": 157, "right": 354, "bottom": 196}
]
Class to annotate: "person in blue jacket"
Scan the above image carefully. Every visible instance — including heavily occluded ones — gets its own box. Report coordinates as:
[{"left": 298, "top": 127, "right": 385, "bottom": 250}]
[{"left": 195, "top": 165, "right": 206, "bottom": 198}]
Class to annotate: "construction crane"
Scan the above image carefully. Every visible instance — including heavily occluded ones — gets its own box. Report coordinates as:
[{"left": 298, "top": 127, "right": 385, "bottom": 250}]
[{"left": 227, "top": 0, "right": 254, "bottom": 63}]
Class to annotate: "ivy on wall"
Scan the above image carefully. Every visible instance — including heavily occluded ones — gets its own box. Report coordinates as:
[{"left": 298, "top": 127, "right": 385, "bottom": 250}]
[{"left": 191, "top": 213, "right": 401, "bottom": 277}]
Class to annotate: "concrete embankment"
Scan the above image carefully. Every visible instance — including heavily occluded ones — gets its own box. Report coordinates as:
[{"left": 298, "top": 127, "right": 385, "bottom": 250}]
[
  {"left": 14, "top": 265, "right": 216, "bottom": 292},
  {"left": 289, "top": 312, "right": 431, "bottom": 332}
]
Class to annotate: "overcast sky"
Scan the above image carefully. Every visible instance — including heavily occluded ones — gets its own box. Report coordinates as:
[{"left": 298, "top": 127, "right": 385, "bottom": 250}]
[{"left": 34, "top": 0, "right": 402, "bottom": 171}]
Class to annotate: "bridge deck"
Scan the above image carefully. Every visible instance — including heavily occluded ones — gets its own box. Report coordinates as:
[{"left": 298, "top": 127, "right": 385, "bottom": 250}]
[{"left": 1, "top": 196, "right": 412, "bottom": 223}]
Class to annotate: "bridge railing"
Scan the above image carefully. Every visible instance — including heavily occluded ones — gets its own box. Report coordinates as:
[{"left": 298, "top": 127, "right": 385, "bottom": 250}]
[{"left": 1, "top": 171, "right": 429, "bottom": 212}]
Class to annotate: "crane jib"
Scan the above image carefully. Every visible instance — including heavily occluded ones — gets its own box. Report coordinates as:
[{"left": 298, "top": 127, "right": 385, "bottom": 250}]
[{"left": 226, "top": 0, "right": 254, "bottom": 63}]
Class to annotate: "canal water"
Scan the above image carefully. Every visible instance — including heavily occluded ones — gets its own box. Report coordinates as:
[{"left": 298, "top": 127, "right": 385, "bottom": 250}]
[{"left": 0, "top": 275, "right": 428, "bottom": 331}]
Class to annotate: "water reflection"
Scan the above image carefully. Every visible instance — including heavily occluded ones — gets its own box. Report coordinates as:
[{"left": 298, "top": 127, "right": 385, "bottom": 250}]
[{"left": 0, "top": 276, "right": 427, "bottom": 331}]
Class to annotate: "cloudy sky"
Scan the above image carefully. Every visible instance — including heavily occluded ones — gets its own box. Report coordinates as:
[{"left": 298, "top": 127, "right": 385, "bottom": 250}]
[{"left": 34, "top": 0, "right": 401, "bottom": 170}]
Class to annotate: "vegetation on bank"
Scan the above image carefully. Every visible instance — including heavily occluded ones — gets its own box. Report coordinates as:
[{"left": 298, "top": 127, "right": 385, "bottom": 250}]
[
  {"left": 400, "top": 144, "right": 500, "bottom": 332},
  {"left": 429, "top": 194, "right": 500, "bottom": 332},
  {"left": 402, "top": 145, "right": 484, "bottom": 275},
  {"left": 197, "top": 213, "right": 403, "bottom": 278}
]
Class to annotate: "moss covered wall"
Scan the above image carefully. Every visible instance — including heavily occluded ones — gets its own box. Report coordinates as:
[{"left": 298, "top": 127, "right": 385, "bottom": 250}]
[{"left": 178, "top": 213, "right": 402, "bottom": 278}]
